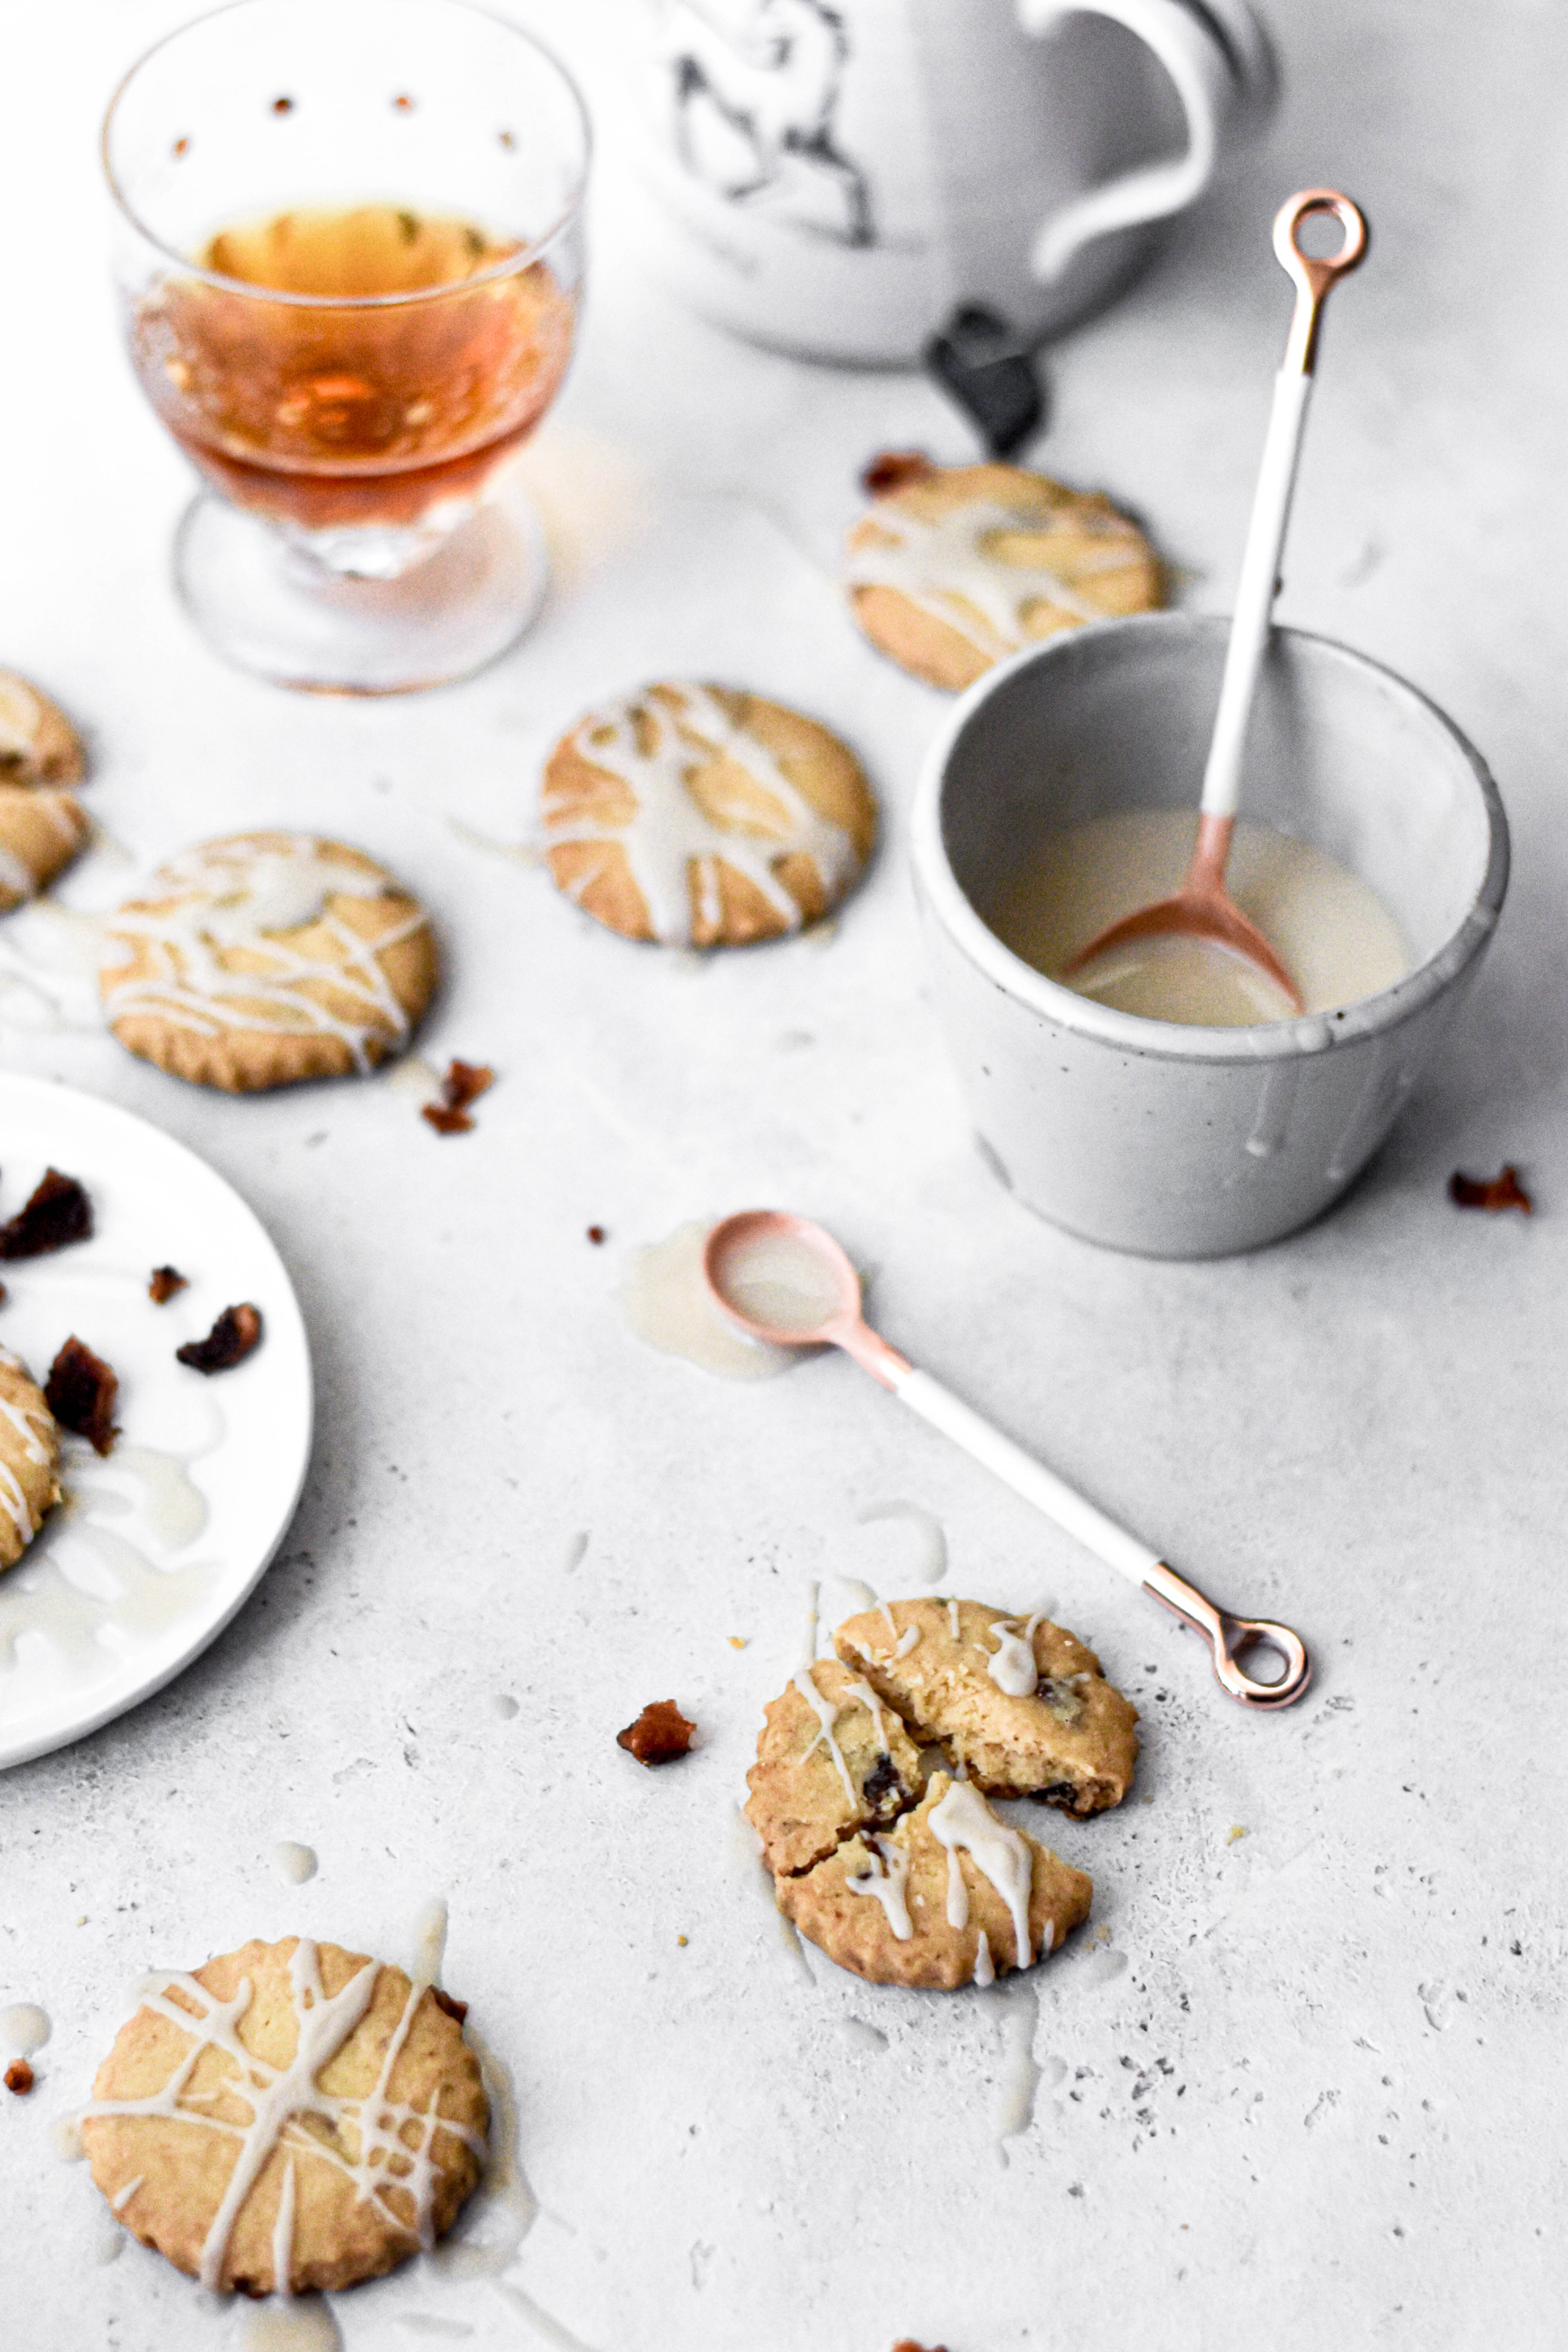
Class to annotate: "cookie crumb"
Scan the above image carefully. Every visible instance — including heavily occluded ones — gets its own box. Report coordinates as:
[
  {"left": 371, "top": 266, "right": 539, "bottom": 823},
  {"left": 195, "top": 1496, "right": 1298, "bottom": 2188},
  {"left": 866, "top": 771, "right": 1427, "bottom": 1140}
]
[
  {"left": 727, "top": 1635, "right": 748, "bottom": 1650},
  {"left": 890, "top": 2340, "right": 949, "bottom": 2352},
  {"left": 861, "top": 450, "right": 936, "bottom": 497},
  {"left": 676, "top": 1934, "right": 688, "bottom": 1947},
  {"left": 4, "top": 2060, "right": 34, "bottom": 2095},
  {"left": 586, "top": 1225, "right": 607, "bottom": 1245},
  {"left": 176, "top": 1303, "right": 263, "bottom": 1374},
  {"left": 431, "top": 1989, "right": 469, "bottom": 2024},
  {"left": 1450, "top": 1164, "right": 1532, "bottom": 1213},
  {"left": 149, "top": 1265, "right": 188, "bottom": 1304},
  {"left": 45, "top": 1336, "right": 119, "bottom": 1456},
  {"left": 1226, "top": 1824, "right": 1247, "bottom": 1844},
  {"left": 422, "top": 1058, "right": 494, "bottom": 1136},
  {"left": 617, "top": 1699, "right": 696, "bottom": 1766},
  {"left": 0, "top": 1168, "right": 93, "bottom": 1259}
]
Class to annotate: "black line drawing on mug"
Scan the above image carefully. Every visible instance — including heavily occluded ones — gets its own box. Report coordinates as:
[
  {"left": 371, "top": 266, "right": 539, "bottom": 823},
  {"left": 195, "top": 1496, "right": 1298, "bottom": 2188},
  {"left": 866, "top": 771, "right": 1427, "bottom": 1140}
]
[{"left": 659, "top": 0, "right": 876, "bottom": 247}]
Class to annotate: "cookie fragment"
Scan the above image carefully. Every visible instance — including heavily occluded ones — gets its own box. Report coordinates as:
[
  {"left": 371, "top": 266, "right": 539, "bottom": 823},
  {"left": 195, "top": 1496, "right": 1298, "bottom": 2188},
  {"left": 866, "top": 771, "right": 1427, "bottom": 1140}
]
[
  {"left": 835, "top": 1598, "right": 1138, "bottom": 1814},
  {"left": 745, "top": 1658, "right": 925, "bottom": 1877},
  {"left": 0, "top": 1349, "right": 61, "bottom": 1570},
  {"left": 861, "top": 450, "right": 937, "bottom": 497},
  {"left": 1450, "top": 1164, "right": 1532, "bottom": 1213},
  {"left": 0, "top": 671, "right": 85, "bottom": 787},
  {"left": 421, "top": 1057, "right": 494, "bottom": 1136},
  {"left": 617, "top": 1699, "right": 695, "bottom": 1765},
  {"left": 45, "top": 1336, "right": 118, "bottom": 1457},
  {"left": 542, "top": 683, "right": 877, "bottom": 949},
  {"left": 81, "top": 1936, "right": 487, "bottom": 2295},
  {"left": 0, "top": 1167, "right": 92, "bottom": 1258},
  {"left": 149, "top": 1265, "right": 189, "bottom": 1303},
  {"left": 176, "top": 1303, "right": 262, "bottom": 1374}
]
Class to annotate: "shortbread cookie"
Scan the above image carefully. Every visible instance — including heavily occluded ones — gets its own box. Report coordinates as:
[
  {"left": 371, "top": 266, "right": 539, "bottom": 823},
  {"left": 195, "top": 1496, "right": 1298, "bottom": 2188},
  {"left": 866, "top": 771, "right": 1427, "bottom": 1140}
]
[
  {"left": 778, "top": 1772, "right": 1092, "bottom": 1990},
  {"left": 0, "top": 670, "right": 85, "bottom": 787},
  {"left": 845, "top": 461, "right": 1163, "bottom": 691},
  {"left": 99, "top": 833, "right": 437, "bottom": 1092},
  {"left": 834, "top": 1598, "right": 1138, "bottom": 1815},
  {"left": 745, "top": 1657, "right": 926, "bottom": 1877},
  {"left": 541, "top": 682, "right": 877, "bottom": 948},
  {"left": 81, "top": 1936, "right": 486, "bottom": 2296},
  {"left": 0, "top": 1349, "right": 61, "bottom": 1571}
]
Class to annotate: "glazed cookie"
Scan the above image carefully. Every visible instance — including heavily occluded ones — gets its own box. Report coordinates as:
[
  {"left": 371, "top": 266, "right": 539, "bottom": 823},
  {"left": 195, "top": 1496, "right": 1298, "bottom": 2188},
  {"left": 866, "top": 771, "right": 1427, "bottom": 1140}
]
[
  {"left": 0, "top": 786, "right": 91, "bottom": 914},
  {"left": 845, "top": 460, "right": 1163, "bottom": 691},
  {"left": 834, "top": 1598, "right": 1139, "bottom": 1816},
  {"left": 0, "top": 1349, "right": 61, "bottom": 1571},
  {"left": 778, "top": 1771, "right": 1092, "bottom": 1990},
  {"left": 541, "top": 682, "right": 877, "bottom": 948},
  {"left": 81, "top": 1936, "right": 487, "bottom": 2296},
  {"left": 99, "top": 833, "right": 437, "bottom": 1092},
  {"left": 0, "top": 670, "right": 85, "bottom": 788},
  {"left": 744, "top": 1657, "right": 926, "bottom": 1878}
]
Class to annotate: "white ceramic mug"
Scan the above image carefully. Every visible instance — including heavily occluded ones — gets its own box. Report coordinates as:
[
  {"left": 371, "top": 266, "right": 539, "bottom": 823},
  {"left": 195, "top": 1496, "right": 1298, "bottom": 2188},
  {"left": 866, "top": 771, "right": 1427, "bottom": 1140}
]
[
  {"left": 911, "top": 615, "right": 1510, "bottom": 1259},
  {"left": 629, "top": 0, "right": 1276, "bottom": 362}
]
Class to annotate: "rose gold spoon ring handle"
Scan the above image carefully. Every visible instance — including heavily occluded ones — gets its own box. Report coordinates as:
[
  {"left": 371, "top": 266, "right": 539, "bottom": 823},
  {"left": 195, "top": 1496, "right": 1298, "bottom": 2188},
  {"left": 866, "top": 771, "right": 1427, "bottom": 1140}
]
[{"left": 1142, "top": 1561, "right": 1312, "bottom": 1709}]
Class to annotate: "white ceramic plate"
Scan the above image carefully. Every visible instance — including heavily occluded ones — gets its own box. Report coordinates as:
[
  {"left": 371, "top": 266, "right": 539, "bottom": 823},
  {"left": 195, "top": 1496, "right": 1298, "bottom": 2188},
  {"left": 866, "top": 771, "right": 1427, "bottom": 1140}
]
[{"left": 0, "top": 1075, "right": 312, "bottom": 1769}]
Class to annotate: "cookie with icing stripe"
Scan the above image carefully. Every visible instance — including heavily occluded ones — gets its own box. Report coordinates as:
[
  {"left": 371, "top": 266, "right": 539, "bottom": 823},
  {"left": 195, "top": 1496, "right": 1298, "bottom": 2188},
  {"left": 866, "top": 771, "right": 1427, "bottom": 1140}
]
[
  {"left": 845, "top": 461, "right": 1163, "bottom": 691},
  {"left": 0, "top": 671, "right": 90, "bottom": 911},
  {"left": 745, "top": 1656, "right": 926, "bottom": 1878},
  {"left": 0, "top": 1349, "right": 61, "bottom": 1572},
  {"left": 0, "top": 670, "right": 85, "bottom": 788},
  {"left": 541, "top": 682, "right": 877, "bottom": 948},
  {"left": 834, "top": 1597, "right": 1138, "bottom": 1815},
  {"left": 98, "top": 833, "right": 437, "bottom": 1093},
  {"left": 81, "top": 1936, "right": 486, "bottom": 2296},
  {"left": 778, "top": 1771, "right": 1092, "bottom": 1991}
]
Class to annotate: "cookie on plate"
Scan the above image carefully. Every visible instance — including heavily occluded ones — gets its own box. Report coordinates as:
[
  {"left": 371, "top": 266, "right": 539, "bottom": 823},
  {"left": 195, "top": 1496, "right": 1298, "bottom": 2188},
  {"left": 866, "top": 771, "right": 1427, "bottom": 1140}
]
[
  {"left": 0, "top": 1349, "right": 61, "bottom": 1571},
  {"left": 845, "top": 460, "right": 1163, "bottom": 691},
  {"left": 99, "top": 833, "right": 437, "bottom": 1092},
  {"left": 0, "top": 670, "right": 85, "bottom": 788},
  {"left": 81, "top": 1936, "right": 487, "bottom": 2295},
  {"left": 541, "top": 682, "right": 877, "bottom": 948},
  {"left": 777, "top": 1771, "right": 1092, "bottom": 1990},
  {"left": 834, "top": 1597, "right": 1139, "bottom": 1815},
  {"left": 744, "top": 1657, "right": 926, "bottom": 1877}
]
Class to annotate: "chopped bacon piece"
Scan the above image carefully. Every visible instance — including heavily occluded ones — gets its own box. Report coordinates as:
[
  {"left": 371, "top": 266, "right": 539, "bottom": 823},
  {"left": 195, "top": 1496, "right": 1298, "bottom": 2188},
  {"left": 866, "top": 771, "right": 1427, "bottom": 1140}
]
[
  {"left": 586, "top": 1225, "right": 607, "bottom": 1245},
  {"left": 45, "top": 1336, "right": 119, "bottom": 1456},
  {"left": 861, "top": 449, "right": 936, "bottom": 497},
  {"left": 422, "top": 1058, "right": 495, "bottom": 1136},
  {"left": 432, "top": 1988, "right": 470, "bottom": 2024},
  {"left": 891, "top": 2342, "right": 949, "bottom": 2352},
  {"left": 1449, "top": 1165, "right": 1533, "bottom": 1214},
  {"left": 617, "top": 1699, "right": 696, "bottom": 1766},
  {"left": 0, "top": 1168, "right": 92, "bottom": 1259},
  {"left": 176, "top": 1303, "right": 263, "bottom": 1374},
  {"left": 149, "top": 1266, "right": 189, "bottom": 1304},
  {"left": 4, "top": 2061, "right": 34, "bottom": 2096}
]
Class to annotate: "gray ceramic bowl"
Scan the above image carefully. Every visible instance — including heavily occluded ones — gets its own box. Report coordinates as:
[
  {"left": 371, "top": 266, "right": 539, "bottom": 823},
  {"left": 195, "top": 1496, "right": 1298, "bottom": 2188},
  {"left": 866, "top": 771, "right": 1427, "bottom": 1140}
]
[{"left": 911, "top": 613, "right": 1509, "bottom": 1258}]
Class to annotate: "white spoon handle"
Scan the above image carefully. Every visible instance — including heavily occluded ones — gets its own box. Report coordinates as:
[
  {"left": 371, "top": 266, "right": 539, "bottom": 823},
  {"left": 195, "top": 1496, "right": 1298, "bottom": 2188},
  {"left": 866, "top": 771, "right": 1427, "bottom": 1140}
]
[
  {"left": 893, "top": 1367, "right": 1160, "bottom": 1586},
  {"left": 1198, "top": 367, "right": 1313, "bottom": 822}
]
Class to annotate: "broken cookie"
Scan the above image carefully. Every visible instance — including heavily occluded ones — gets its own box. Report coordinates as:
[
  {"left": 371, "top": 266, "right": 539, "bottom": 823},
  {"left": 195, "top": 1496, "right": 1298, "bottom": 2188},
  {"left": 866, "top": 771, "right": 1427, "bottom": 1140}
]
[{"left": 744, "top": 1658, "right": 925, "bottom": 1877}]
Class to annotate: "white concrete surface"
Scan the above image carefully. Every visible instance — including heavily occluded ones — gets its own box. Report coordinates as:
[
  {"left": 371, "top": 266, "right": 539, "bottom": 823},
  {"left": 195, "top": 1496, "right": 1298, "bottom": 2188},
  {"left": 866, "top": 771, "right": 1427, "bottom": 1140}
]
[{"left": 0, "top": 2, "right": 1563, "bottom": 2347}]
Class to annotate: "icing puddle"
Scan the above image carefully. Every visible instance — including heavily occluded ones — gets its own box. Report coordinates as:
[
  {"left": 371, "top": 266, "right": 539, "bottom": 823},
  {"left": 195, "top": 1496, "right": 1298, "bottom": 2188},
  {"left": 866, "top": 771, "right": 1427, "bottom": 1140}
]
[{"left": 620, "top": 1222, "right": 800, "bottom": 1382}]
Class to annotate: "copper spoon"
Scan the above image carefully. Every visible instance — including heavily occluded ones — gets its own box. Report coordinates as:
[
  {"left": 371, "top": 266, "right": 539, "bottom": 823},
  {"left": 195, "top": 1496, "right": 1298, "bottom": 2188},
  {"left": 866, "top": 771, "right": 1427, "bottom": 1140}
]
[
  {"left": 703, "top": 1209, "right": 1311, "bottom": 1709},
  {"left": 1064, "top": 189, "right": 1369, "bottom": 1011}
]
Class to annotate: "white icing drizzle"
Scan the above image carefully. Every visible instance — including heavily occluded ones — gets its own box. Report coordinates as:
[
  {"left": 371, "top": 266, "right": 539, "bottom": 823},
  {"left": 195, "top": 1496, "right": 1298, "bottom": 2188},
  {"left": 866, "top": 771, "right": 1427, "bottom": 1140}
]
[
  {"left": 893, "top": 1624, "right": 920, "bottom": 1659},
  {"left": 986, "top": 1612, "right": 1047, "bottom": 1699},
  {"left": 83, "top": 1938, "right": 484, "bottom": 2294},
  {"left": 929, "top": 1780, "right": 1036, "bottom": 1970},
  {"left": 98, "top": 837, "right": 424, "bottom": 1074},
  {"left": 838, "top": 1670, "right": 893, "bottom": 1758},
  {"left": 109, "top": 2172, "right": 143, "bottom": 2213},
  {"left": 545, "top": 685, "right": 858, "bottom": 947},
  {"left": 272, "top": 2152, "right": 298, "bottom": 2294},
  {"left": 945, "top": 1845, "right": 969, "bottom": 1932},
  {"left": 878, "top": 1599, "right": 897, "bottom": 1641},
  {"left": 846, "top": 1835, "right": 913, "bottom": 1940},
  {"left": 791, "top": 1665, "right": 856, "bottom": 1807},
  {"left": 846, "top": 497, "right": 1146, "bottom": 660},
  {"left": 973, "top": 1930, "right": 995, "bottom": 1988},
  {"left": 947, "top": 1599, "right": 961, "bottom": 1642}
]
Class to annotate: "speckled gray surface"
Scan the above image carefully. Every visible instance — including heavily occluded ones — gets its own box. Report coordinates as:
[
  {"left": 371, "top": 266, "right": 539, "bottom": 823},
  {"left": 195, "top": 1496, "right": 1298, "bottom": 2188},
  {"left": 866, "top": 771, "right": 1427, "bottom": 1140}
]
[{"left": 1, "top": 3, "right": 1563, "bottom": 2347}]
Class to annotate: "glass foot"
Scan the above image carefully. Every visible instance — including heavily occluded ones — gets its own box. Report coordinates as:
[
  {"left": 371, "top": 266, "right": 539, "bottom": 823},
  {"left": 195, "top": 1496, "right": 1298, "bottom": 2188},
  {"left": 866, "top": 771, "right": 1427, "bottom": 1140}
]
[{"left": 172, "top": 483, "right": 549, "bottom": 695}]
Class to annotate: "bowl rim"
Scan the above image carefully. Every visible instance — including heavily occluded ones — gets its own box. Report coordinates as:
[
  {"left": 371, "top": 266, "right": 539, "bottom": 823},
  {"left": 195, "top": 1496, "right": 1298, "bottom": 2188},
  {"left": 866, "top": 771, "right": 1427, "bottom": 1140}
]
[{"left": 910, "top": 611, "right": 1510, "bottom": 1067}]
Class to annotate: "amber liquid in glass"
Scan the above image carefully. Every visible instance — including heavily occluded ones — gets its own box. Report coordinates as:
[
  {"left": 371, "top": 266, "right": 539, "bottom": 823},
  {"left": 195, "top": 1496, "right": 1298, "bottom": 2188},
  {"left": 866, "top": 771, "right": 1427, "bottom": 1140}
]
[{"left": 131, "top": 204, "right": 577, "bottom": 532}]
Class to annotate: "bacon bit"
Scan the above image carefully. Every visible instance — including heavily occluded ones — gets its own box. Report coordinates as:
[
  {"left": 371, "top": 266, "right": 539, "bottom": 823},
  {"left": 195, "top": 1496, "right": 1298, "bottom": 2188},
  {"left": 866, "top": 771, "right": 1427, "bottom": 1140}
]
[
  {"left": 421, "top": 1058, "right": 495, "bottom": 1136},
  {"left": 392, "top": 92, "right": 416, "bottom": 111},
  {"left": 45, "top": 1336, "right": 119, "bottom": 1457},
  {"left": 1450, "top": 1165, "right": 1533, "bottom": 1214},
  {"left": 586, "top": 1225, "right": 607, "bottom": 1245},
  {"left": 432, "top": 1988, "right": 469, "bottom": 2025},
  {"left": 861, "top": 450, "right": 936, "bottom": 497},
  {"left": 0, "top": 1168, "right": 92, "bottom": 1259},
  {"left": 271, "top": 95, "right": 294, "bottom": 115},
  {"left": 891, "top": 2342, "right": 949, "bottom": 2352},
  {"left": 617, "top": 1699, "right": 696, "bottom": 1766},
  {"left": 176, "top": 1303, "right": 263, "bottom": 1375},
  {"left": 4, "top": 2060, "right": 34, "bottom": 2096},
  {"left": 149, "top": 1266, "right": 189, "bottom": 1305}
]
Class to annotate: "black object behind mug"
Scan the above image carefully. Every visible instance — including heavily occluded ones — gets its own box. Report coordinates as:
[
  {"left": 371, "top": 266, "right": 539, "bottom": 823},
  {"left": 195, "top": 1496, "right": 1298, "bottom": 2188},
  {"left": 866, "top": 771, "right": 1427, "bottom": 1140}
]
[{"left": 924, "top": 305, "right": 1046, "bottom": 458}]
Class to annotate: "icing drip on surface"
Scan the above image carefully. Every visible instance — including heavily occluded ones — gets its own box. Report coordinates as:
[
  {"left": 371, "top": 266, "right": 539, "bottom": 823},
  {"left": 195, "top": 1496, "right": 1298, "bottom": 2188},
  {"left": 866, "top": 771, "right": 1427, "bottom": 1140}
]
[
  {"left": 846, "top": 1835, "right": 912, "bottom": 1940},
  {"left": 857, "top": 1500, "right": 947, "bottom": 1584},
  {"left": 621, "top": 1222, "right": 795, "bottom": 1383},
  {"left": 847, "top": 499, "right": 1145, "bottom": 659},
  {"left": 986, "top": 1612, "right": 1045, "bottom": 1699},
  {"left": 274, "top": 1842, "right": 317, "bottom": 1886},
  {"left": 547, "top": 685, "right": 857, "bottom": 947},
  {"left": 99, "top": 837, "right": 424, "bottom": 1074},
  {"left": 929, "top": 1781, "right": 1035, "bottom": 1969},
  {"left": 791, "top": 1665, "right": 856, "bottom": 1806},
  {"left": 84, "top": 1939, "right": 484, "bottom": 2295},
  {"left": 973, "top": 1931, "right": 995, "bottom": 1989},
  {"left": 238, "top": 2299, "right": 344, "bottom": 2350},
  {"left": 0, "top": 2000, "right": 50, "bottom": 2054}
]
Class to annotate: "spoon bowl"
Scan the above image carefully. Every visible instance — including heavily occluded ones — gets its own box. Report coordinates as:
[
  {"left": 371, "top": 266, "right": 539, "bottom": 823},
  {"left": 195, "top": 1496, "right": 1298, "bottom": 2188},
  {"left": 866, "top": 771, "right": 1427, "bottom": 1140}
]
[{"left": 702, "top": 1209, "right": 860, "bottom": 1345}]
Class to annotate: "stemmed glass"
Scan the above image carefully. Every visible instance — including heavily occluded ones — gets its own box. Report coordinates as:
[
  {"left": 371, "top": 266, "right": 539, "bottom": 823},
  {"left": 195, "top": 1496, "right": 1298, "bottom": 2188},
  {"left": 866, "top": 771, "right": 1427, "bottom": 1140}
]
[{"left": 102, "top": 0, "right": 590, "bottom": 694}]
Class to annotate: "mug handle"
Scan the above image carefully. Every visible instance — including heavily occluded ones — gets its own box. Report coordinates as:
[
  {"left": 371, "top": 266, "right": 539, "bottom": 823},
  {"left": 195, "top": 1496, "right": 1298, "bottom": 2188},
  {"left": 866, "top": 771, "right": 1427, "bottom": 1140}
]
[{"left": 1018, "top": 0, "right": 1238, "bottom": 282}]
